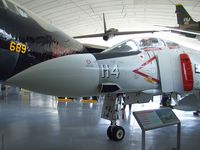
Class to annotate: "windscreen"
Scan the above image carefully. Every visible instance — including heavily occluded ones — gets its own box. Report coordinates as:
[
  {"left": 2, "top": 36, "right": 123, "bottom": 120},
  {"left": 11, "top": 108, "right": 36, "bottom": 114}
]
[
  {"left": 139, "top": 38, "right": 165, "bottom": 49},
  {"left": 103, "top": 40, "right": 139, "bottom": 53}
]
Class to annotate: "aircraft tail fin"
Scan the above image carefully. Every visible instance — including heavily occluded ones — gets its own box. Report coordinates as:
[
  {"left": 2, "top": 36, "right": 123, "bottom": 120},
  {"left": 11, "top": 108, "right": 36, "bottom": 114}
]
[
  {"left": 103, "top": 13, "right": 107, "bottom": 34},
  {"left": 175, "top": 4, "right": 196, "bottom": 25}
]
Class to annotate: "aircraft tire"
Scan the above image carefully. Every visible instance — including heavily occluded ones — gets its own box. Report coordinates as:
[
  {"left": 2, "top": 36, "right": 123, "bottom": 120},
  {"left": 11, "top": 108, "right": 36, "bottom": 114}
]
[
  {"left": 161, "top": 99, "right": 171, "bottom": 107},
  {"left": 82, "top": 97, "right": 90, "bottom": 100},
  {"left": 193, "top": 111, "right": 199, "bottom": 116},
  {"left": 112, "top": 126, "right": 125, "bottom": 141},
  {"left": 107, "top": 126, "right": 113, "bottom": 140},
  {"left": 92, "top": 96, "right": 98, "bottom": 101}
]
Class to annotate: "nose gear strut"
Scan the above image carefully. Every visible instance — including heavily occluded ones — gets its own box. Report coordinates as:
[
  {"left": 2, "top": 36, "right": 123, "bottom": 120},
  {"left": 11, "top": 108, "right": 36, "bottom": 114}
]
[{"left": 101, "top": 94, "right": 125, "bottom": 141}]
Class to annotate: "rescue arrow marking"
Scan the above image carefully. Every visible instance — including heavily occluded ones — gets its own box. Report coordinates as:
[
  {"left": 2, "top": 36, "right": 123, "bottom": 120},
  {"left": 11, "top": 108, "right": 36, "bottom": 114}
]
[{"left": 132, "top": 56, "right": 160, "bottom": 83}]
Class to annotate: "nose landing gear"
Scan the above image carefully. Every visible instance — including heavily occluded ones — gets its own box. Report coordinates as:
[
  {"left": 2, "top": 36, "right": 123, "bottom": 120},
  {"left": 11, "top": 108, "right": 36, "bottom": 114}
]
[
  {"left": 161, "top": 94, "right": 172, "bottom": 107},
  {"left": 107, "top": 125, "right": 125, "bottom": 141},
  {"left": 101, "top": 94, "right": 126, "bottom": 141}
]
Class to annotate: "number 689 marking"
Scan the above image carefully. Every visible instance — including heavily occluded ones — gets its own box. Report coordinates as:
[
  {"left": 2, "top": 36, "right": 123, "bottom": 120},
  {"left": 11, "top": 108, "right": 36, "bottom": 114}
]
[{"left": 9, "top": 41, "right": 27, "bottom": 54}]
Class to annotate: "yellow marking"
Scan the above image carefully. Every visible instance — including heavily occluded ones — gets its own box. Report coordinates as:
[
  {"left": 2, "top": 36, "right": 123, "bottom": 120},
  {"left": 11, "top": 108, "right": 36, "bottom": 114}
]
[
  {"left": 57, "top": 98, "right": 73, "bottom": 102},
  {"left": 20, "top": 88, "right": 30, "bottom": 96},
  {"left": 20, "top": 89, "right": 30, "bottom": 105},
  {"left": 80, "top": 99, "right": 97, "bottom": 103},
  {"left": 20, "top": 88, "right": 30, "bottom": 93},
  {"left": 9, "top": 41, "right": 27, "bottom": 54},
  {"left": 144, "top": 77, "right": 156, "bottom": 84}
]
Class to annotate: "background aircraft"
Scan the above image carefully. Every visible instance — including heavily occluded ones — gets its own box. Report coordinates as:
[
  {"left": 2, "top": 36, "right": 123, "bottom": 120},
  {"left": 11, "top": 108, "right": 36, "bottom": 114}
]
[
  {"left": 176, "top": 4, "right": 200, "bottom": 34},
  {"left": 74, "top": 4, "right": 200, "bottom": 41},
  {"left": 73, "top": 13, "right": 160, "bottom": 41},
  {"left": 160, "top": 4, "right": 200, "bottom": 40}
]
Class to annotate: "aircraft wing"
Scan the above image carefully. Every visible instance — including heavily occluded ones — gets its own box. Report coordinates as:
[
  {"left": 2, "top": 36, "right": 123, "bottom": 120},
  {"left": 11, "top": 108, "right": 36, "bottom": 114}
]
[
  {"left": 74, "top": 33, "right": 105, "bottom": 38},
  {"left": 169, "top": 28, "right": 200, "bottom": 36},
  {"left": 73, "top": 30, "right": 159, "bottom": 39},
  {"left": 112, "top": 30, "right": 159, "bottom": 35},
  {"left": 156, "top": 25, "right": 200, "bottom": 39}
]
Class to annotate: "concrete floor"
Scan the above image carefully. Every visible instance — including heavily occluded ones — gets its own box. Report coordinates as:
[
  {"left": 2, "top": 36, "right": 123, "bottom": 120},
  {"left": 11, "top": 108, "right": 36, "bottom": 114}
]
[{"left": 0, "top": 88, "right": 200, "bottom": 150}]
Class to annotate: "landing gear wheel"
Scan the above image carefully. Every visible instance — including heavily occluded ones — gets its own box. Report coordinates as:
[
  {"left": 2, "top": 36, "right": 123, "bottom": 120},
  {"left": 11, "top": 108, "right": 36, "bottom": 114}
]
[
  {"left": 161, "top": 98, "right": 171, "bottom": 107},
  {"left": 112, "top": 126, "right": 125, "bottom": 141},
  {"left": 82, "top": 97, "right": 89, "bottom": 100},
  {"left": 193, "top": 111, "right": 200, "bottom": 116},
  {"left": 107, "top": 126, "right": 125, "bottom": 141},
  {"left": 107, "top": 126, "right": 113, "bottom": 139},
  {"left": 92, "top": 96, "right": 98, "bottom": 100}
]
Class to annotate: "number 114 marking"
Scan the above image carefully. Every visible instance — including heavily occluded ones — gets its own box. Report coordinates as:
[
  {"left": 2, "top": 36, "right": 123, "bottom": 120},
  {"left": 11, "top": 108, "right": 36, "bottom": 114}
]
[{"left": 101, "top": 64, "right": 120, "bottom": 78}]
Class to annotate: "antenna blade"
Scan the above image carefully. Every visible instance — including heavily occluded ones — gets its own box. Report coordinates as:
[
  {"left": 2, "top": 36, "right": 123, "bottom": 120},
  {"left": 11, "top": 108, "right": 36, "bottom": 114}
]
[{"left": 103, "top": 13, "right": 107, "bottom": 33}]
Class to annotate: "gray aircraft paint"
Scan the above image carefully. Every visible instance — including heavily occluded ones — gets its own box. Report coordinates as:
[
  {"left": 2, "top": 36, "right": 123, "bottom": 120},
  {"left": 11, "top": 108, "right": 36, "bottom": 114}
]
[
  {"left": 97, "top": 51, "right": 159, "bottom": 93},
  {"left": 6, "top": 54, "right": 100, "bottom": 97}
]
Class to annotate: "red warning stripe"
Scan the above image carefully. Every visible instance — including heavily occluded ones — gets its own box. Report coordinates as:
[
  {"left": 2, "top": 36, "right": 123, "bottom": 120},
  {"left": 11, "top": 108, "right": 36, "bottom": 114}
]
[
  {"left": 144, "top": 47, "right": 162, "bottom": 52},
  {"left": 133, "top": 56, "right": 160, "bottom": 83},
  {"left": 180, "top": 53, "right": 193, "bottom": 91}
]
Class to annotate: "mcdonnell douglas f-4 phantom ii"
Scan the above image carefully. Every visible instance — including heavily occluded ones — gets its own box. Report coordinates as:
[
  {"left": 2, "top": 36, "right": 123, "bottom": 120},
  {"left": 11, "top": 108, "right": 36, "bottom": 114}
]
[
  {"left": 2, "top": 0, "right": 200, "bottom": 141},
  {"left": 7, "top": 35, "right": 200, "bottom": 140}
]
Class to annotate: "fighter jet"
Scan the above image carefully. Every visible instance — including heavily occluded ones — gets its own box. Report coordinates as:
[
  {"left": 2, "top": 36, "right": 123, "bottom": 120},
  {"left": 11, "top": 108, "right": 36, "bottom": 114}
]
[
  {"left": 159, "top": 4, "right": 200, "bottom": 40},
  {"left": 7, "top": 36, "right": 200, "bottom": 141},
  {"left": 0, "top": 0, "right": 108, "bottom": 82}
]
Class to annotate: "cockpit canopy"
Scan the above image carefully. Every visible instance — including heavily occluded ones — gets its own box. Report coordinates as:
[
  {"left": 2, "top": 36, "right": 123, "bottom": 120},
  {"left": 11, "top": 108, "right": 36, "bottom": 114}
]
[
  {"left": 138, "top": 38, "right": 165, "bottom": 49},
  {"left": 103, "top": 37, "right": 180, "bottom": 53}
]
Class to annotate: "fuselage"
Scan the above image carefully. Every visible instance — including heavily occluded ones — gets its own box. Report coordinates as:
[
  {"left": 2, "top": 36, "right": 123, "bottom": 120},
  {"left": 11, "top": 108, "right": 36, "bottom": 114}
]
[
  {"left": 7, "top": 36, "right": 200, "bottom": 97},
  {"left": 0, "top": 0, "right": 86, "bottom": 81}
]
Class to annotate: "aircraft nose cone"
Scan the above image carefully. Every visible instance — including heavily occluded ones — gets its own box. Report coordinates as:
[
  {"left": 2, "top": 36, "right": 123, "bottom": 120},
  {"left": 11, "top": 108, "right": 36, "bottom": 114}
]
[{"left": 7, "top": 54, "right": 100, "bottom": 97}]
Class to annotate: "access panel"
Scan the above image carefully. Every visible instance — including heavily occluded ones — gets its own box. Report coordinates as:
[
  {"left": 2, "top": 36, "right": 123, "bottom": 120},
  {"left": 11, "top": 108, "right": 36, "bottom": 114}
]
[{"left": 157, "top": 51, "right": 184, "bottom": 93}]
